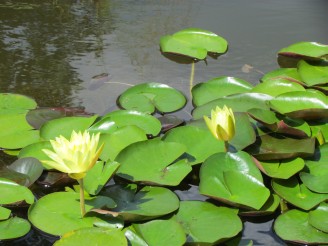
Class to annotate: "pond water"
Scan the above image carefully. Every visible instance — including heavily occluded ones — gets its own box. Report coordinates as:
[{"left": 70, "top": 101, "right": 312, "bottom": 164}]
[{"left": 0, "top": 0, "right": 327, "bottom": 245}]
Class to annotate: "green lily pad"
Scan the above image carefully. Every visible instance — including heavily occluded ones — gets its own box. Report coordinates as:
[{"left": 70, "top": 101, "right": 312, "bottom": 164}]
[
  {"left": 192, "top": 93, "right": 272, "bottom": 120},
  {"left": 0, "top": 178, "right": 34, "bottom": 205},
  {"left": 175, "top": 201, "right": 242, "bottom": 245},
  {"left": 28, "top": 191, "right": 116, "bottom": 236},
  {"left": 298, "top": 60, "right": 328, "bottom": 86},
  {"left": 89, "top": 110, "right": 160, "bottom": 136},
  {"left": 278, "top": 41, "right": 328, "bottom": 59},
  {"left": 118, "top": 83, "right": 186, "bottom": 114},
  {"left": 54, "top": 227, "right": 127, "bottom": 246},
  {"left": 272, "top": 176, "right": 328, "bottom": 210},
  {"left": 163, "top": 125, "right": 224, "bottom": 165},
  {"left": 246, "top": 134, "right": 315, "bottom": 160},
  {"left": 239, "top": 194, "right": 280, "bottom": 216},
  {"left": 0, "top": 93, "right": 37, "bottom": 110},
  {"left": 192, "top": 76, "right": 253, "bottom": 106},
  {"left": 160, "top": 28, "right": 228, "bottom": 60},
  {"left": 0, "top": 129, "right": 40, "bottom": 150},
  {"left": 40, "top": 115, "right": 98, "bottom": 140},
  {"left": 199, "top": 151, "right": 270, "bottom": 210},
  {"left": 99, "top": 126, "right": 147, "bottom": 162},
  {"left": 308, "top": 202, "right": 328, "bottom": 233},
  {"left": 269, "top": 91, "right": 328, "bottom": 119},
  {"left": 115, "top": 139, "right": 191, "bottom": 186},
  {"left": 132, "top": 219, "right": 186, "bottom": 246},
  {"left": 18, "top": 140, "right": 53, "bottom": 162},
  {"left": 255, "top": 158, "right": 304, "bottom": 179},
  {"left": 260, "top": 68, "right": 302, "bottom": 83},
  {"left": 274, "top": 209, "right": 328, "bottom": 244},
  {"left": 251, "top": 78, "right": 305, "bottom": 97},
  {"left": 124, "top": 227, "right": 148, "bottom": 246},
  {"left": 84, "top": 161, "right": 120, "bottom": 195},
  {"left": 0, "top": 206, "right": 11, "bottom": 220},
  {"left": 100, "top": 184, "right": 180, "bottom": 222},
  {"left": 0, "top": 217, "right": 31, "bottom": 240}
]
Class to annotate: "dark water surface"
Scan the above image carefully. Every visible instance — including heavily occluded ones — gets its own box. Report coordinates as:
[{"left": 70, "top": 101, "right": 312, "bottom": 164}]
[{"left": 0, "top": 0, "right": 327, "bottom": 245}]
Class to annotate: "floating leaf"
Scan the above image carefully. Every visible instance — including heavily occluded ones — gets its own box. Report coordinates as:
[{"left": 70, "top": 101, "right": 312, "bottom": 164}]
[
  {"left": 192, "top": 76, "right": 253, "bottom": 106},
  {"left": 298, "top": 60, "right": 328, "bottom": 86},
  {"left": 0, "top": 217, "right": 31, "bottom": 240},
  {"left": 274, "top": 209, "right": 328, "bottom": 244},
  {"left": 308, "top": 202, "right": 328, "bottom": 233},
  {"left": 272, "top": 176, "right": 328, "bottom": 210},
  {"left": 132, "top": 219, "right": 186, "bottom": 246},
  {"left": 0, "top": 178, "right": 34, "bottom": 205},
  {"left": 199, "top": 151, "right": 270, "bottom": 210},
  {"left": 175, "top": 201, "right": 242, "bottom": 244},
  {"left": 278, "top": 42, "right": 328, "bottom": 60},
  {"left": 116, "top": 139, "right": 191, "bottom": 186},
  {"left": 0, "top": 206, "right": 11, "bottom": 220},
  {"left": 0, "top": 93, "right": 37, "bottom": 110},
  {"left": 239, "top": 194, "right": 280, "bottom": 216},
  {"left": 118, "top": 83, "right": 186, "bottom": 114},
  {"left": 100, "top": 184, "right": 179, "bottom": 222},
  {"left": 160, "top": 28, "right": 228, "bottom": 60},
  {"left": 260, "top": 68, "right": 302, "bottom": 83}
]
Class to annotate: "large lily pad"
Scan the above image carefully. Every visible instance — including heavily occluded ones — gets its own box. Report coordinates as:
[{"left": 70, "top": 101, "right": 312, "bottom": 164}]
[
  {"left": 115, "top": 139, "right": 191, "bottom": 186},
  {"left": 308, "top": 202, "right": 328, "bottom": 233},
  {"left": 0, "top": 217, "right": 31, "bottom": 240},
  {"left": 192, "top": 76, "right": 253, "bottom": 106},
  {"left": 162, "top": 125, "right": 224, "bottom": 165},
  {"left": 40, "top": 115, "right": 98, "bottom": 140},
  {"left": 0, "top": 178, "right": 34, "bottom": 205},
  {"left": 100, "top": 184, "right": 180, "bottom": 222},
  {"left": 28, "top": 191, "right": 116, "bottom": 236},
  {"left": 272, "top": 176, "right": 328, "bottom": 210},
  {"left": 192, "top": 93, "right": 272, "bottom": 120},
  {"left": 131, "top": 219, "right": 186, "bottom": 246},
  {"left": 89, "top": 110, "right": 160, "bottom": 136},
  {"left": 160, "top": 28, "right": 228, "bottom": 60},
  {"left": 274, "top": 209, "right": 328, "bottom": 245},
  {"left": 118, "top": 83, "right": 186, "bottom": 114},
  {"left": 278, "top": 41, "right": 328, "bottom": 60},
  {"left": 199, "top": 151, "right": 270, "bottom": 210},
  {"left": 175, "top": 201, "right": 242, "bottom": 245},
  {"left": 298, "top": 60, "right": 328, "bottom": 86},
  {"left": 54, "top": 227, "right": 127, "bottom": 246}
]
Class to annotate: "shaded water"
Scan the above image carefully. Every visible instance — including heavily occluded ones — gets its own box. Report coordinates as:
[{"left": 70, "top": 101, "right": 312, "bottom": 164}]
[{"left": 0, "top": 0, "right": 328, "bottom": 245}]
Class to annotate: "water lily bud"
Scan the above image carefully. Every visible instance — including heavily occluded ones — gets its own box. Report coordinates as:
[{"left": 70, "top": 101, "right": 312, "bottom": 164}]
[
  {"left": 203, "top": 105, "right": 236, "bottom": 141},
  {"left": 42, "top": 130, "right": 104, "bottom": 180}
]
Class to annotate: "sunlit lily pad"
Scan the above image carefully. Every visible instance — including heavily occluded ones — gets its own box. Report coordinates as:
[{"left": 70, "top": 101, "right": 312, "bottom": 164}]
[
  {"left": 118, "top": 83, "right": 186, "bottom": 114},
  {"left": 131, "top": 219, "right": 186, "bottom": 246},
  {"left": 28, "top": 191, "right": 116, "bottom": 236},
  {"left": 115, "top": 139, "right": 191, "bottom": 186},
  {"left": 89, "top": 110, "right": 161, "bottom": 136},
  {"left": 18, "top": 141, "right": 53, "bottom": 167},
  {"left": 255, "top": 157, "right": 304, "bottom": 179},
  {"left": 0, "top": 178, "right": 34, "bottom": 205},
  {"left": 274, "top": 209, "right": 328, "bottom": 244},
  {"left": 192, "top": 93, "right": 272, "bottom": 120},
  {"left": 260, "top": 68, "right": 302, "bottom": 83},
  {"left": 0, "top": 206, "right": 11, "bottom": 220},
  {"left": 272, "top": 176, "right": 328, "bottom": 210},
  {"left": 124, "top": 227, "right": 148, "bottom": 246},
  {"left": 175, "top": 201, "right": 242, "bottom": 245},
  {"left": 199, "top": 151, "right": 270, "bottom": 210},
  {"left": 54, "top": 227, "right": 127, "bottom": 246},
  {"left": 298, "top": 60, "right": 328, "bottom": 86},
  {"left": 278, "top": 41, "right": 328, "bottom": 60},
  {"left": 192, "top": 76, "right": 253, "bottom": 106},
  {"left": 160, "top": 28, "right": 228, "bottom": 60},
  {"left": 0, "top": 93, "right": 37, "bottom": 110},
  {"left": 163, "top": 125, "right": 224, "bottom": 165},
  {"left": 239, "top": 194, "right": 280, "bottom": 216},
  {"left": 308, "top": 202, "right": 328, "bottom": 233},
  {"left": 0, "top": 217, "right": 31, "bottom": 240},
  {"left": 40, "top": 115, "right": 98, "bottom": 140},
  {"left": 100, "top": 184, "right": 179, "bottom": 222}
]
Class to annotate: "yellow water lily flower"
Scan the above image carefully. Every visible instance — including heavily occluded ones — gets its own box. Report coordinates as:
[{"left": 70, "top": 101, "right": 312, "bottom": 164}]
[
  {"left": 42, "top": 130, "right": 104, "bottom": 180},
  {"left": 203, "top": 105, "right": 236, "bottom": 141}
]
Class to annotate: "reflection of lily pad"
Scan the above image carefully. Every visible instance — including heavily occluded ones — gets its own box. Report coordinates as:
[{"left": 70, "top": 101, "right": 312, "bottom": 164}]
[
  {"left": 199, "top": 151, "right": 270, "bottom": 210},
  {"left": 274, "top": 209, "right": 328, "bottom": 245},
  {"left": 118, "top": 83, "right": 186, "bottom": 114}
]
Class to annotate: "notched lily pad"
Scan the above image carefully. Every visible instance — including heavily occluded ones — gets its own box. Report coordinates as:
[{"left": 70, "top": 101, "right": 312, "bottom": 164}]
[
  {"left": 0, "top": 217, "right": 31, "bottom": 240},
  {"left": 308, "top": 202, "right": 328, "bottom": 233},
  {"left": 118, "top": 83, "right": 186, "bottom": 114},
  {"left": 0, "top": 178, "right": 34, "bottom": 206}
]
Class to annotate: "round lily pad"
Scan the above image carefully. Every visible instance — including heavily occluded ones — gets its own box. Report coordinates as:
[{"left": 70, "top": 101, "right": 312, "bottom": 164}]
[
  {"left": 0, "top": 178, "right": 34, "bottom": 205},
  {"left": 308, "top": 202, "right": 328, "bottom": 233},
  {"left": 0, "top": 93, "right": 37, "bottom": 110},
  {"left": 118, "top": 82, "right": 186, "bottom": 114},
  {"left": 0, "top": 217, "right": 31, "bottom": 240}
]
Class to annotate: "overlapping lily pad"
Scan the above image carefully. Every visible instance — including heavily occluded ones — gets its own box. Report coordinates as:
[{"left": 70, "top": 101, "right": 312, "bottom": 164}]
[
  {"left": 0, "top": 217, "right": 31, "bottom": 240},
  {"left": 308, "top": 202, "right": 328, "bottom": 233},
  {"left": 0, "top": 178, "right": 34, "bottom": 205},
  {"left": 260, "top": 68, "right": 302, "bottom": 83},
  {"left": 115, "top": 139, "right": 191, "bottom": 186},
  {"left": 118, "top": 83, "right": 186, "bottom": 114},
  {"left": 298, "top": 60, "right": 328, "bottom": 86},
  {"left": 199, "top": 151, "right": 270, "bottom": 210},
  {"left": 192, "top": 76, "right": 253, "bottom": 106}
]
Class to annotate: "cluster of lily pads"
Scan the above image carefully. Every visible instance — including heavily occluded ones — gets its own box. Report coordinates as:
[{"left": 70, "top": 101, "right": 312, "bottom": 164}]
[{"left": 1, "top": 28, "right": 328, "bottom": 245}]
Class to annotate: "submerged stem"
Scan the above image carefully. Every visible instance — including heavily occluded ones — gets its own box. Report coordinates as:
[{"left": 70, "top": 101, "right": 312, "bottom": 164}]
[
  {"left": 189, "top": 60, "right": 195, "bottom": 94},
  {"left": 78, "top": 178, "right": 86, "bottom": 217}
]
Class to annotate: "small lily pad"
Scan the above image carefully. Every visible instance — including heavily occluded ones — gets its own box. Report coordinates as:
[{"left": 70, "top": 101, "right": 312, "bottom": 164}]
[
  {"left": 308, "top": 202, "right": 328, "bottom": 233},
  {"left": 260, "top": 68, "right": 302, "bottom": 83},
  {"left": 118, "top": 83, "right": 186, "bottom": 114},
  {"left": 0, "top": 178, "right": 34, "bottom": 205},
  {"left": 0, "top": 217, "right": 31, "bottom": 240},
  {"left": 0, "top": 206, "right": 11, "bottom": 220},
  {"left": 274, "top": 209, "right": 328, "bottom": 244}
]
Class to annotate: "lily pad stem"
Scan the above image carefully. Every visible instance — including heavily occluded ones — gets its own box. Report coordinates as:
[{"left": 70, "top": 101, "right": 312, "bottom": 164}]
[
  {"left": 189, "top": 60, "right": 195, "bottom": 94},
  {"left": 224, "top": 141, "right": 229, "bottom": 152},
  {"left": 78, "top": 178, "right": 86, "bottom": 217}
]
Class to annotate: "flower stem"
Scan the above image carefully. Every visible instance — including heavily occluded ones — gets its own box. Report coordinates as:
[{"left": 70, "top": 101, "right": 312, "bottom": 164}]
[
  {"left": 224, "top": 141, "right": 229, "bottom": 152},
  {"left": 78, "top": 178, "right": 86, "bottom": 217},
  {"left": 189, "top": 60, "right": 195, "bottom": 94}
]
